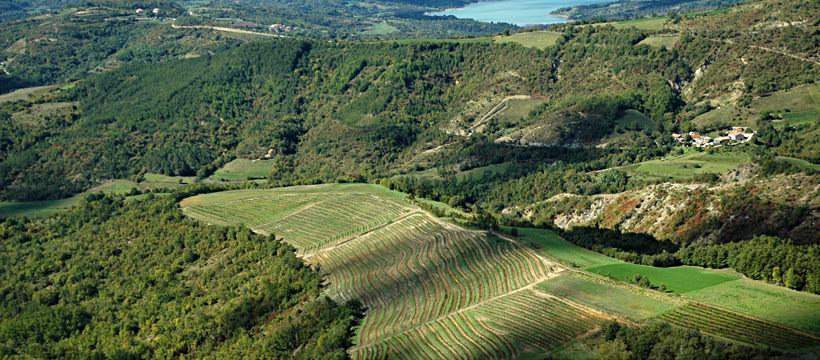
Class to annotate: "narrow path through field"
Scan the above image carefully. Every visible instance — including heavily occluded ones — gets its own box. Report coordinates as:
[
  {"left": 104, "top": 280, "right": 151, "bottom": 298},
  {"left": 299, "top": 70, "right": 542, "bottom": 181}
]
[
  {"left": 468, "top": 95, "right": 532, "bottom": 132},
  {"left": 302, "top": 210, "right": 423, "bottom": 259},
  {"left": 703, "top": 37, "right": 819, "bottom": 64},
  {"left": 171, "top": 23, "right": 288, "bottom": 38},
  {"left": 350, "top": 273, "right": 559, "bottom": 352}
]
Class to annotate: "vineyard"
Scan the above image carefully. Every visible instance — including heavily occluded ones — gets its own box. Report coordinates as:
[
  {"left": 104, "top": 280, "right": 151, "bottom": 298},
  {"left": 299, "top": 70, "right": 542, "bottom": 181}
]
[
  {"left": 182, "top": 184, "right": 619, "bottom": 358},
  {"left": 182, "top": 184, "right": 820, "bottom": 357},
  {"left": 658, "top": 303, "right": 820, "bottom": 350}
]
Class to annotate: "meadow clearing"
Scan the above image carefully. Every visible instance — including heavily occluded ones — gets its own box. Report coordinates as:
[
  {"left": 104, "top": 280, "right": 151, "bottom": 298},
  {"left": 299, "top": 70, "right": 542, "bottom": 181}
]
[
  {"left": 620, "top": 150, "right": 751, "bottom": 180},
  {"left": 206, "top": 158, "right": 275, "bottom": 181},
  {"left": 494, "top": 31, "right": 563, "bottom": 49},
  {"left": 0, "top": 180, "right": 136, "bottom": 218},
  {"left": 692, "top": 83, "right": 818, "bottom": 129}
]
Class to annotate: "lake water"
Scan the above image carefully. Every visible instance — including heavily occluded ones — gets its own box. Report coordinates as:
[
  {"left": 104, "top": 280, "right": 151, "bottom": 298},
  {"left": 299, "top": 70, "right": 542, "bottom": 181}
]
[{"left": 427, "top": 0, "right": 612, "bottom": 26}]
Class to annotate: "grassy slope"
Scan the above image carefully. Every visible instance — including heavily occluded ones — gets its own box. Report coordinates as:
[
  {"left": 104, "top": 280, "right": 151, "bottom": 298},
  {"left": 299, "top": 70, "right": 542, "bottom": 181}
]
[
  {"left": 514, "top": 227, "right": 820, "bottom": 337},
  {"left": 586, "top": 263, "right": 739, "bottom": 294},
  {"left": 496, "top": 98, "right": 545, "bottom": 122},
  {"left": 1, "top": 174, "right": 197, "bottom": 218},
  {"left": 0, "top": 85, "right": 58, "bottom": 103},
  {"left": 754, "top": 84, "right": 819, "bottom": 128},
  {"left": 684, "top": 278, "right": 820, "bottom": 334},
  {"left": 692, "top": 83, "right": 819, "bottom": 129},
  {"left": 0, "top": 180, "right": 136, "bottom": 218},
  {"left": 515, "top": 228, "right": 740, "bottom": 294},
  {"left": 513, "top": 227, "right": 620, "bottom": 269},
  {"left": 622, "top": 150, "right": 750, "bottom": 180},
  {"left": 207, "top": 159, "right": 275, "bottom": 181},
  {"left": 363, "top": 21, "right": 398, "bottom": 35},
  {"left": 494, "top": 31, "right": 563, "bottom": 49},
  {"left": 538, "top": 272, "right": 677, "bottom": 320},
  {"left": 180, "top": 188, "right": 820, "bottom": 352}
]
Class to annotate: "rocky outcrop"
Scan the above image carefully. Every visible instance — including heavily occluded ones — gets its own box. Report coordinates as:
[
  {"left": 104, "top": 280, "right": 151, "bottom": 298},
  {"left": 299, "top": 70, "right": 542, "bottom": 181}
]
[{"left": 520, "top": 174, "right": 819, "bottom": 245}]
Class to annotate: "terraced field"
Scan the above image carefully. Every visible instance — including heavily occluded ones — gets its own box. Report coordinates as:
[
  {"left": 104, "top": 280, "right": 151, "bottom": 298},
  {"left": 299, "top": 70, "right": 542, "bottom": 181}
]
[
  {"left": 182, "top": 184, "right": 820, "bottom": 356},
  {"left": 182, "top": 184, "right": 619, "bottom": 358},
  {"left": 659, "top": 303, "right": 820, "bottom": 350}
]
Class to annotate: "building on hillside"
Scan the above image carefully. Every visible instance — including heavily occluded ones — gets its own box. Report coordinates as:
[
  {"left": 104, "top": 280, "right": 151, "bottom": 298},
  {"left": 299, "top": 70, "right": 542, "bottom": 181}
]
[
  {"left": 269, "top": 23, "right": 292, "bottom": 32},
  {"left": 152, "top": 8, "right": 160, "bottom": 15},
  {"left": 136, "top": 8, "right": 144, "bottom": 14},
  {"left": 728, "top": 127, "right": 748, "bottom": 136},
  {"left": 714, "top": 136, "right": 731, "bottom": 145}
]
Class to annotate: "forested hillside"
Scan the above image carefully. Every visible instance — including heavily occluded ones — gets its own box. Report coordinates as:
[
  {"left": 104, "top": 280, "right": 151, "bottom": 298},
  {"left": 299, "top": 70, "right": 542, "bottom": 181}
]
[
  {"left": 0, "top": 193, "right": 360, "bottom": 358},
  {"left": 2, "top": 0, "right": 816, "bottom": 205}
]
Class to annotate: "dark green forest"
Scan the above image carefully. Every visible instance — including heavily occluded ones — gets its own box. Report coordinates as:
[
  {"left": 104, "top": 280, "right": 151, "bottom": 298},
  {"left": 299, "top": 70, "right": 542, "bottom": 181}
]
[
  {"left": 581, "top": 321, "right": 780, "bottom": 359},
  {"left": 0, "top": 193, "right": 360, "bottom": 358}
]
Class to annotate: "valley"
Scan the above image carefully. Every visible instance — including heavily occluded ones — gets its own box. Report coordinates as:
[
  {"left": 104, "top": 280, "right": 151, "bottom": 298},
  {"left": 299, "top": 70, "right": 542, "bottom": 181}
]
[{"left": 0, "top": 0, "right": 817, "bottom": 358}]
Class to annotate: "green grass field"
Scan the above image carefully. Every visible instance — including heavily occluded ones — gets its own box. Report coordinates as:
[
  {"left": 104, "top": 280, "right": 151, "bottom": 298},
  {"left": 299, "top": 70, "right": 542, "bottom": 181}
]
[
  {"left": 494, "top": 31, "right": 563, "bottom": 49},
  {"left": 0, "top": 180, "right": 137, "bottom": 218},
  {"left": 513, "top": 227, "right": 621, "bottom": 269},
  {"left": 753, "top": 84, "right": 818, "bottom": 128},
  {"left": 684, "top": 278, "right": 820, "bottom": 334},
  {"left": 587, "top": 263, "right": 739, "bottom": 294},
  {"left": 495, "top": 98, "right": 545, "bottom": 122},
  {"left": 615, "top": 109, "right": 657, "bottom": 131},
  {"left": 637, "top": 35, "right": 679, "bottom": 49},
  {"left": 363, "top": 21, "right": 398, "bottom": 35},
  {"left": 0, "top": 85, "right": 58, "bottom": 103},
  {"left": 455, "top": 161, "right": 533, "bottom": 180},
  {"left": 622, "top": 150, "right": 751, "bottom": 180},
  {"left": 538, "top": 272, "right": 677, "bottom": 320},
  {"left": 659, "top": 303, "right": 820, "bottom": 350},
  {"left": 139, "top": 172, "right": 197, "bottom": 190},
  {"left": 775, "top": 156, "right": 820, "bottom": 172},
  {"left": 206, "top": 158, "right": 274, "bottom": 181},
  {"left": 692, "top": 83, "right": 818, "bottom": 130}
]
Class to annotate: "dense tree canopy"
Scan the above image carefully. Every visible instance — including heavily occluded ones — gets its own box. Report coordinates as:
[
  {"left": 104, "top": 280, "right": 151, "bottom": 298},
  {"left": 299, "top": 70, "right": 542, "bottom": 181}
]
[{"left": 0, "top": 194, "right": 360, "bottom": 358}]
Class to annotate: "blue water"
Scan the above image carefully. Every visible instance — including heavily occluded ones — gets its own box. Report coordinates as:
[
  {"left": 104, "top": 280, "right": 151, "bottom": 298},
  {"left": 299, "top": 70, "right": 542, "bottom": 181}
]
[{"left": 427, "top": 0, "right": 612, "bottom": 26}]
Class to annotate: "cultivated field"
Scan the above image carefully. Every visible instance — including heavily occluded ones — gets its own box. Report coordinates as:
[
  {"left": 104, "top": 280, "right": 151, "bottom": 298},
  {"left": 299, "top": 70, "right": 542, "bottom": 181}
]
[
  {"left": 659, "top": 303, "right": 820, "bottom": 350},
  {"left": 181, "top": 184, "right": 629, "bottom": 358},
  {"left": 684, "top": 278, "right": 820, "bottom": 334},
  {"left": 182, "top": 186, "right": 820, "bottom": 355},
  {"left": 537, "top": 272, "right": 678, "bottom": 320}
]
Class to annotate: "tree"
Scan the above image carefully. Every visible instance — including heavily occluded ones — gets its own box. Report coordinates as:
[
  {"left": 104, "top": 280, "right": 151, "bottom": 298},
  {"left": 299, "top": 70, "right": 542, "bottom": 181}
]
[
  {"left": 770, "top": 266, "right": 782, "bottom": 284},
  {"left": 785, "top": 267, "right": 804, "bottom": 290}
]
